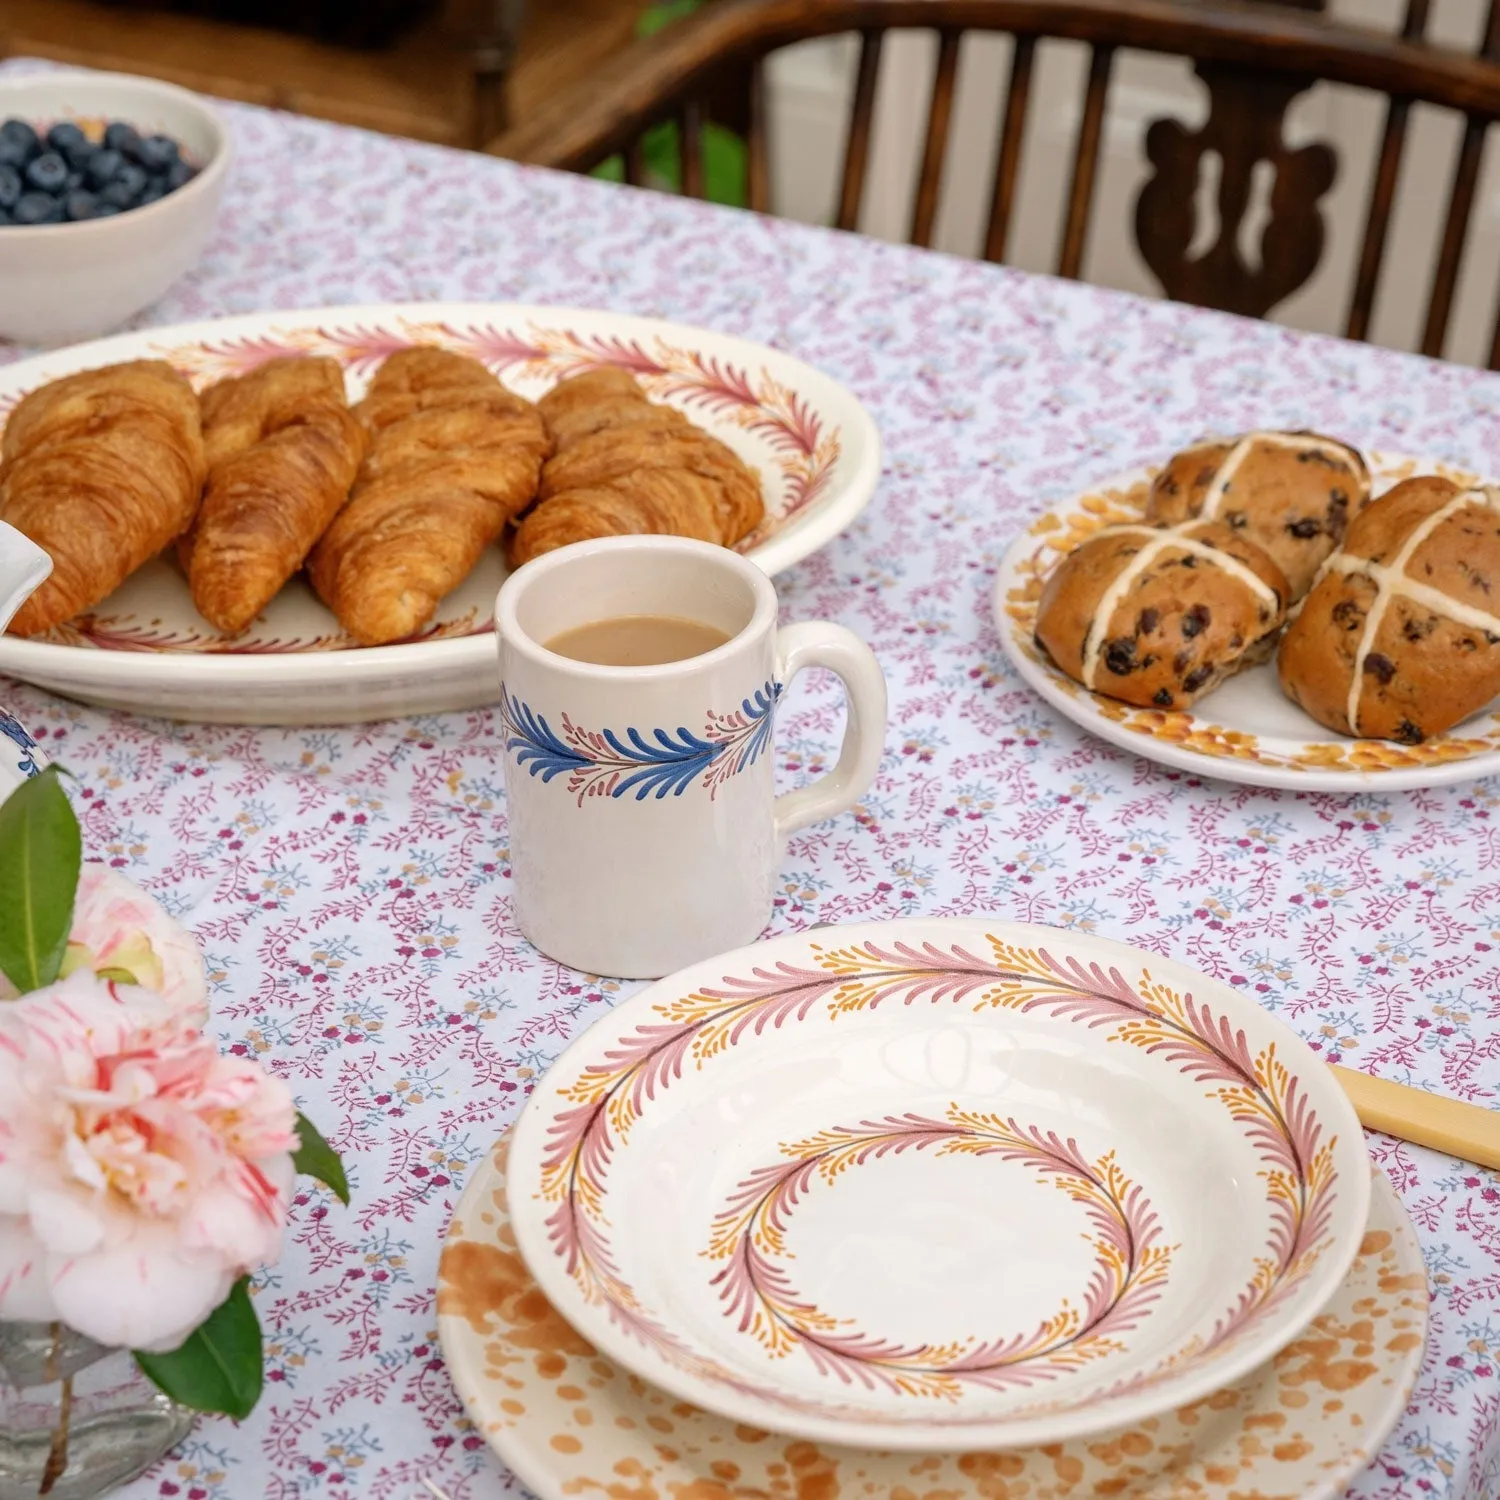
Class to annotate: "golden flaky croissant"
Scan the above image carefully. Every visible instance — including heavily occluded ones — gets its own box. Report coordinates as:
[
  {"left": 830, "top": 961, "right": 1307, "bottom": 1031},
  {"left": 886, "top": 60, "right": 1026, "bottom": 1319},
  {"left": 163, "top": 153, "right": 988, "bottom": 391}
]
[
  {"left": 182, "top": 356, "right": 365, "bottom": 635},
  {"left": 1, "top": 360, "right": 206, "bottom": 637},
  {"left": 509, "top": 368, "right": 764, "bottom": 566},
  {"left": 308, "top": 347, "right": 551, "bottom": 646}
]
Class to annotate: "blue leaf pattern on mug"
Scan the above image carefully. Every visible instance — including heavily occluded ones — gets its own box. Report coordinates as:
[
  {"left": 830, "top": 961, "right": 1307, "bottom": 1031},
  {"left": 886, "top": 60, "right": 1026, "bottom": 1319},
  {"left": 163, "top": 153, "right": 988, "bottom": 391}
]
[
  {"left": 501, "top": 694, "right": 595, "bottom": 783},
  {"left": 0, "top": 705, "right": 42, "bottom": 779},
  {"left": 500, "top": 684, "right": 781, "bottom": 804}
]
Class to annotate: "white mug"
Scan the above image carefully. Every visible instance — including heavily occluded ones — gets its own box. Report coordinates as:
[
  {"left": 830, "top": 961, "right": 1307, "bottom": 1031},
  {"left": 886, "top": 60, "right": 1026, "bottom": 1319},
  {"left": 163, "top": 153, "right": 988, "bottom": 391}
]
[
  {"left": 495, "top": 536, "right": 887, "bottom": 978},
  {"left": 0, "top": 520, "right": 52, "bottom": 802}
]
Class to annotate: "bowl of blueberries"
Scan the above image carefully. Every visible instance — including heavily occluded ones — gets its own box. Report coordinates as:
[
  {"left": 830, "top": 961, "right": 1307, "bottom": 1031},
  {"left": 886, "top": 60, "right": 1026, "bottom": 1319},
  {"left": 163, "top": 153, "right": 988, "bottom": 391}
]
[{"left": 0, "top": 69, "right": 230, "bottom": 345}]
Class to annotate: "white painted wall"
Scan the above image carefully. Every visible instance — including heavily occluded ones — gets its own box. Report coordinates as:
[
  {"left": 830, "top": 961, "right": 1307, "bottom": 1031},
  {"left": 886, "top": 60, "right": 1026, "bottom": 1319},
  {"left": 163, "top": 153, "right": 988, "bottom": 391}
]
[{"left": 762, "top": 0, "right": 1500, "bottom": 365}]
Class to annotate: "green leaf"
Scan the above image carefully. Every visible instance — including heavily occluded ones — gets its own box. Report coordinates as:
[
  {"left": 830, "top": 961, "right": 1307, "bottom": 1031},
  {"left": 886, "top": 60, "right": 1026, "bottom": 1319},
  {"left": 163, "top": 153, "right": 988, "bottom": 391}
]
[
  {"left": 134, "top": 1277, "right": 263, "bottom": 1420},
  {"left": 292, "top": 1112, "right": 349, "bottom": 1205},
  {"left": 636, "top": 0, "right": 704, "bottom": 38},
  {"left": 0, "top": 766, "right": 80, "bottom": 994},
  {"left": 702, "top": 122, "right": 747, "bottom": 208}
]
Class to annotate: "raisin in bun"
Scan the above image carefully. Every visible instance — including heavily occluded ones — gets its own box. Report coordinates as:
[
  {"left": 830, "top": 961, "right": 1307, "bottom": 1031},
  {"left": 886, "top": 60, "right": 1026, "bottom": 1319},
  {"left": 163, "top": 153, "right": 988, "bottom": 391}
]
[
  {"left": 1145, "top": 431, "right": 1369, "bottom": 601},
  {"left": 1036, "top": 520, "right": 1289, "bottom": 710},
  {"left": 1279, "top": 476, "right": 1500, "bottom": 743}
]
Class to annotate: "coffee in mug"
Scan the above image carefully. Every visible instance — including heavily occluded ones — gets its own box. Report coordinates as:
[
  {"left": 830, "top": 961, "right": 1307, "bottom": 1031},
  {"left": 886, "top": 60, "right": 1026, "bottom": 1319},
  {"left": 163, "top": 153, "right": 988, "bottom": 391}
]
[{"left": 544, "top": 614, "right": 731, "bottom": 667}]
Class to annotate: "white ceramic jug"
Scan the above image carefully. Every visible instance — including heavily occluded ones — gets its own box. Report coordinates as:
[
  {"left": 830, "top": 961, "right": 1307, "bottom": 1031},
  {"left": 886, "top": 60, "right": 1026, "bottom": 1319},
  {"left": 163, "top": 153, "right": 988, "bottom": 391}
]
[{"left": 0, "top": 521, "right": 53, "bottom": 800}]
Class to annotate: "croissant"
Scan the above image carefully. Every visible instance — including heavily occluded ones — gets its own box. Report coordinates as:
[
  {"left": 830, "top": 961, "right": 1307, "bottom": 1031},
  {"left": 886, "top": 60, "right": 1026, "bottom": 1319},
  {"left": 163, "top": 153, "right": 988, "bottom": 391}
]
[
  {"left": 181, "top": 356, "right": 365, "bottom": 635},
  {"left": 509, "top": 368, "right": 764, "bottom": 567},
  {"left": 0, "top": 359, "right": 206, "bottom": 637},
  {"left": 308, "top": 347, "right": 551, "bottom": 646}
]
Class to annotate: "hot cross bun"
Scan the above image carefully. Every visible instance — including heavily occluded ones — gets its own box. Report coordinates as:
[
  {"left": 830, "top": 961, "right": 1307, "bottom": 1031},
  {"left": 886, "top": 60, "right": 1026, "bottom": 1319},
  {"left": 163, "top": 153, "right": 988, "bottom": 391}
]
[
  {"left": 1145, "top": 431, "right": 1370, "bottom": 602},
  {"left": 1035, "top": 520, "right": 1290, "bottom": 711},
  {"left": 1279, "top": 476, "right": 1500, "bottom": 743}
]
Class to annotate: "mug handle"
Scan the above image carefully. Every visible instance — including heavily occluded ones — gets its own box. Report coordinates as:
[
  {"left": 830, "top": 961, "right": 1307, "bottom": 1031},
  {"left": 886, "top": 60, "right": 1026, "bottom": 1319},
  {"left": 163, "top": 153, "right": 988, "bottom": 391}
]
[{"left": 772, "top": 621, "right": 887, "bottom": 841}]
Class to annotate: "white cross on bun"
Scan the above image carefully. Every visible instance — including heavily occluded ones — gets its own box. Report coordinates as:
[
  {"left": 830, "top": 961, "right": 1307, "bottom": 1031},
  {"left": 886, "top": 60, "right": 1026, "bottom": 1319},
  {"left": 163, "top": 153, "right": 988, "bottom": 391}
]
[
  {"left": 1279, "top": 475, "right": 1500, "bottom": 743},
  {"left": 1035, "top": 519, "right": 1289, "bottom": 711},
  {"left": 1145, "top": 431, "right": 1370, "bottom": 601}
]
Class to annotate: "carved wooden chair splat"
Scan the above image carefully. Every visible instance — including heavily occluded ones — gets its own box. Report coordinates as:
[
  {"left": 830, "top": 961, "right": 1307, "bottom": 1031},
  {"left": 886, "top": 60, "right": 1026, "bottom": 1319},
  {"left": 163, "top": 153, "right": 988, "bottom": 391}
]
[{"left": 487, "top": 0, "right": 1500, "bottom": 367}]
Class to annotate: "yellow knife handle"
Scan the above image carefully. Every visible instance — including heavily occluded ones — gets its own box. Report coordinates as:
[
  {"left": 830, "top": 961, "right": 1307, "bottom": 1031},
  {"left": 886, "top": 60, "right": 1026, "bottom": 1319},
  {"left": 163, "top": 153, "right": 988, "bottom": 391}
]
[{"left": 1332, "top": 1064, "right": 1500, "bottom": 1171}]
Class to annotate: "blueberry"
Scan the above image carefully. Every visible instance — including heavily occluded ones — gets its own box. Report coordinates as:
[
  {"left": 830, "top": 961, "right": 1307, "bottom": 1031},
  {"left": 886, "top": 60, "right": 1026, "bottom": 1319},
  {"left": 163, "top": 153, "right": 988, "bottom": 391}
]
[
  {"left": 0, "top": 164, "right": 19, "bottom": 210},
  {"left": 0, "top": 120, "right": 40, "bottom": 164},
  {"left": 132, "top": 134, "right": 179, "bottom": 173},
  {"left": 64, "top": 169, "right": 83, "bottom": 191},
  {"left": 164, "top": 159, "right": 196, "bottom": 192},
  {"left": 85, "top": 148, "right": 122, "bottom": 189},
  {"left": 0, "top": 208, "right": 9, "bottom": 226},
  {"left": 13, "top": 191, "right": 63, "bottom": 225},
  {"left": 23, "top": 152, "right": 67, "bottom": 194},
  {"left": 46, "top": 121, "right": 87, "bottom": 154},
  {"left": 93, "top": 203, "right": 122, "bottom": 218},
  {"left": 138, "top": 182, "right": 166, "bottom": 207},
  {"left": 64, "top": 189, "right": 98, "bottom": 221},
  {"left": 102, "top": 122, "right": 141, "bottom": 156},
  {"left": 100, "top": 163, "right": 147, "bottom": 208},
  {"left": 60, "top": 138, "right": 95, "bottom": 172}
]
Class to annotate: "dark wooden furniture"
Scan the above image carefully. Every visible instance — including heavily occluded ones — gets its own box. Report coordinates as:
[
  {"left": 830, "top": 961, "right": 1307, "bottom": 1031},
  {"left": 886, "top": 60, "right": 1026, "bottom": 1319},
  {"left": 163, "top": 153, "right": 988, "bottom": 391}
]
[
  {"left": 0, "top": 0, "right": 645, "bottom": 148},
  {"left": 490, "top": 0, "right": 1500, "bottom": 366}
]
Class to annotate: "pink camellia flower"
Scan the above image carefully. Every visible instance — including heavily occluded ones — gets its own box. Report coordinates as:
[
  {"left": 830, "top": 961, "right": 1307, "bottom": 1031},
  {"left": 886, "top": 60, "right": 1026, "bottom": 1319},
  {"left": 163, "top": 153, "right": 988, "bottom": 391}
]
[
  {"left": 0, "top": 865, "right": 208, "bottom": 1022},
  {"left": 0, "top": 970, "right": 297, "bottom": 1351}
]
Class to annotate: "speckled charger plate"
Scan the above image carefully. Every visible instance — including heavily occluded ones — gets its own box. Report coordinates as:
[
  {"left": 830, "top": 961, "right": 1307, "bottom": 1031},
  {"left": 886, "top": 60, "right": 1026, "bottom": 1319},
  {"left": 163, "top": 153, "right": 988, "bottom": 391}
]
[
  {"left": 995, "top": 451, "right": 1500, "bottom": 791},
  {"left": 438, "top": 1135, "right": 1425, "bottom": 1500}
]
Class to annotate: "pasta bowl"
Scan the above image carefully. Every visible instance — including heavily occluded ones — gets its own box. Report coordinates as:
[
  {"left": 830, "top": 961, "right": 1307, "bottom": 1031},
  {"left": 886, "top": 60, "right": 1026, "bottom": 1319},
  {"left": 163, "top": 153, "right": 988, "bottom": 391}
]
[{"left": 506, "top": 918, "right": 1370, "bottom": 1452}]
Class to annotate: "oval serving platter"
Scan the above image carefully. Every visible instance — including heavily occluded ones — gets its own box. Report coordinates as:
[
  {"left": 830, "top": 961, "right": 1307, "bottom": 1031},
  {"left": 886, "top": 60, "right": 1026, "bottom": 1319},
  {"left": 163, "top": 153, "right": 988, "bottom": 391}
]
[
  {"left": 505, "top": 918, "right": 1370, "bottom": 1453},
  {"left": 994, "top": 450, "right": 1500, "bottom": 791},
  {"left": 0, "top": 302, "right": 880, "bottom": 725}
]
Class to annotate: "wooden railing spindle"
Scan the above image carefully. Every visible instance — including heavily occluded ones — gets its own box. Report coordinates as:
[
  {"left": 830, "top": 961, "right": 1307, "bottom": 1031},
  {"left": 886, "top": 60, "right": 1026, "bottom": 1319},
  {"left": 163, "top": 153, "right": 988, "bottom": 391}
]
[
  {"left": 1423, "top": 0, "right": 1500, "bottom": 357},
  {"left": 624, "top": 138, "right": 645, "bottom": 187},
  {"left": 680, "top": 99, "right": 705, "bottom": 198},
  {"left": 983, "top": 33, "right": 1037, "bottom": 263},
  {"left": 1423, "top": 121, "right": 1485, "bottom": 355},
  {"left": 747, "top": 61, "right": 769, "bottom": 212},
  {"left": 1058, "top": 43, "right": 1114, "bottom": 279},
  {"left": 1345, "top": 0, "right": 1431, "bottom": 341},
  {"left": 836, "top": 29, "right": 884, "bottom": 232},
  {"left": 909, "top": 28, "right": 963, "bottom": 247}
]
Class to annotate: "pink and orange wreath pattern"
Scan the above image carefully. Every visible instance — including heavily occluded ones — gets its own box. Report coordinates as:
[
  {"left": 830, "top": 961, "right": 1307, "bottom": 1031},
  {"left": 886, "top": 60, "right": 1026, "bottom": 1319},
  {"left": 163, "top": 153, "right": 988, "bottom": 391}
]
[{"left": 706, "top": 1106, "right": 1176, "bottom": 1398}]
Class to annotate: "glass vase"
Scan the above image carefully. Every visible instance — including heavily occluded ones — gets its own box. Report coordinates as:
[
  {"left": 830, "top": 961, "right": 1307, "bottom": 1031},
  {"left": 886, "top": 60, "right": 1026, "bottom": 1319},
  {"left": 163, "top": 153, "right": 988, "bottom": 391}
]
[{"left": 0, "top": 1322, "right": 194, "bottom": 1500}]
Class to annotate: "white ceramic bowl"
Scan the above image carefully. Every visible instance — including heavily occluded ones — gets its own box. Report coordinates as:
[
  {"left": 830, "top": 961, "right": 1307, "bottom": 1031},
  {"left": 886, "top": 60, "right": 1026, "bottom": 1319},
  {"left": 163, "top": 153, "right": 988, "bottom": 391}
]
[{"left": 0, "top": 71, "right": 230, "bottom": 346}]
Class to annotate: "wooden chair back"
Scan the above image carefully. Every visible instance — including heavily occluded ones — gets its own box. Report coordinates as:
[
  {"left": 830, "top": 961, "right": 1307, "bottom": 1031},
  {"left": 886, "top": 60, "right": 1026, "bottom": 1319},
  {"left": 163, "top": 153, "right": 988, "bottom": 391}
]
[{"left": 490, "top": 0, "right": 1500, "bottom": 366}]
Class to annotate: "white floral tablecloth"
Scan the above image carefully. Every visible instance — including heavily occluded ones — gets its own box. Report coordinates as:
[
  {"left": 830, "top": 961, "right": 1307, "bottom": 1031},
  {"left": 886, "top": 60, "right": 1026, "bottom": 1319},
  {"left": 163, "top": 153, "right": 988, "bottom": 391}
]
[{"left": 3, "top": 58, "right": 1499, "bottom": 1500}]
